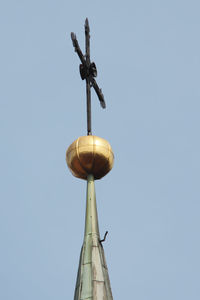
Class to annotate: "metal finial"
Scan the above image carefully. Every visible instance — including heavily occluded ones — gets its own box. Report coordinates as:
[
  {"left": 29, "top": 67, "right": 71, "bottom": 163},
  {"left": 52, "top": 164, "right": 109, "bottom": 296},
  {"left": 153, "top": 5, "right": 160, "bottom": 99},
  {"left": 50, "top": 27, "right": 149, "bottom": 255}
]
[{"left": 71, "top": 18, "right": 106, "bottom": 136}]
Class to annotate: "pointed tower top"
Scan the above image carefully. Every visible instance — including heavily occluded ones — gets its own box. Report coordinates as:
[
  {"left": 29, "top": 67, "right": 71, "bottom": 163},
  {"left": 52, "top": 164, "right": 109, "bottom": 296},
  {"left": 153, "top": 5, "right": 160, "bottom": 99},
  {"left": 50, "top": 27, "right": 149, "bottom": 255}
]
[
  {"left": 67, "top": 19, "right": 114, "bottom": 300},
  {"left": 74, "top": 175, "right": 113, "bottom": 300}
]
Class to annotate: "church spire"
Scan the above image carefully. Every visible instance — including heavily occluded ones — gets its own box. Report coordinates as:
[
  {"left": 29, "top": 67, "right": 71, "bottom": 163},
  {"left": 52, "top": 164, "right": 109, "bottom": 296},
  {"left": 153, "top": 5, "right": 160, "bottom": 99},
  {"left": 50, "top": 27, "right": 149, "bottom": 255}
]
[
  {"left": 66, "top": 19, "right": 114, "bottom": 300},
  {"left": 74, "top": 175, "right": 113, "bottom": 300}
]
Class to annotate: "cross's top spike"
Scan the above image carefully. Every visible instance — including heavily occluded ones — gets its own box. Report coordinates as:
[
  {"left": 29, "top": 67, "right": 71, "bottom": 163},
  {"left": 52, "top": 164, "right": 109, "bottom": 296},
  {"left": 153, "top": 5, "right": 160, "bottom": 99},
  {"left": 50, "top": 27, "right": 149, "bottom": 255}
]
[
  {"left": 71, "top": 18, "right": 106, "bottom": 135},
  {"left": 85, "top": 18, "right": 90, "bottom": 32}
]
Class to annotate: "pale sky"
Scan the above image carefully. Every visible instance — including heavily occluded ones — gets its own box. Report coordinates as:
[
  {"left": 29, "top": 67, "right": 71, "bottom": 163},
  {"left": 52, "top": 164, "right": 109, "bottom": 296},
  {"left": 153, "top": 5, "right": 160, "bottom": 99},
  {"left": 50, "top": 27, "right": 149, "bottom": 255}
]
[{"left": 1, "top": 1, "right": 200, "bottom": 299}]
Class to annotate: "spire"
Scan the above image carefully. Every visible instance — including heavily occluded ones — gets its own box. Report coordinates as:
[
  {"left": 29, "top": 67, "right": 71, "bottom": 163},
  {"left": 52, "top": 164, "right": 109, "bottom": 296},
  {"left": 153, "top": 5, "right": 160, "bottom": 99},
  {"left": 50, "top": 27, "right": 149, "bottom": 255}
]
[
  {"left": 67, "top": 19, "right": 114, "bottom": 300},
  {"left": 74, "top": 175, "right": 113, "bottom": 300}
]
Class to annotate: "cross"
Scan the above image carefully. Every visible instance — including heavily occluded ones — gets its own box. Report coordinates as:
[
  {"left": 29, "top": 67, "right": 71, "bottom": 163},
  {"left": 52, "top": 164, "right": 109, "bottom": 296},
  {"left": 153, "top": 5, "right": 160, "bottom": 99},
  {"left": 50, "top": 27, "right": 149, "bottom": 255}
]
[{"left": 71, "top": 18, "right": 106, "bottom": 136}]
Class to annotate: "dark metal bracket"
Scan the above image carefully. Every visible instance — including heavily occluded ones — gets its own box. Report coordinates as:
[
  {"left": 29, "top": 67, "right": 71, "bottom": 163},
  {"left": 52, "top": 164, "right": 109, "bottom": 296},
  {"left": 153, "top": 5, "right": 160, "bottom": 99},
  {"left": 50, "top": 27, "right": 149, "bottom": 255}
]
[{"left": 99, "top": 231, "right": 108, "bottom": 244}]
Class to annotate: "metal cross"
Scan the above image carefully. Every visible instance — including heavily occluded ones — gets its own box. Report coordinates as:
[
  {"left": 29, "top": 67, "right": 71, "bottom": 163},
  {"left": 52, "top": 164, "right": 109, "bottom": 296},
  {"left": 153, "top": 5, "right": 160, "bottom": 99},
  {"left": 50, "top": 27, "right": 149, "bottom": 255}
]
[{"left": 71, "top": 18, "right": 106, "bottom": 136}]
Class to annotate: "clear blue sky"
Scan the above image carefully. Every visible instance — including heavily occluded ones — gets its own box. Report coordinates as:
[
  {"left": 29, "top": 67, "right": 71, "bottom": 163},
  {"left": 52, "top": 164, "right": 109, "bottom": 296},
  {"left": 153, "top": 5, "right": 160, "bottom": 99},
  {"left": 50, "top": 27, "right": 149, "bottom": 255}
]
[{"left": 1, "top": 0, "right": 200, "bottom": 299}]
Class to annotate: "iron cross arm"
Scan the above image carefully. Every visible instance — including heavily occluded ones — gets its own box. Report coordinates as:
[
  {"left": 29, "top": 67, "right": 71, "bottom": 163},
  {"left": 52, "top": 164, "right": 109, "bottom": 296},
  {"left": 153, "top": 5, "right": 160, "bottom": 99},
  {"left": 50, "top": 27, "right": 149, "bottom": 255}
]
[{"left": 71, "top": 28, "right": 106, "bottom": 109}]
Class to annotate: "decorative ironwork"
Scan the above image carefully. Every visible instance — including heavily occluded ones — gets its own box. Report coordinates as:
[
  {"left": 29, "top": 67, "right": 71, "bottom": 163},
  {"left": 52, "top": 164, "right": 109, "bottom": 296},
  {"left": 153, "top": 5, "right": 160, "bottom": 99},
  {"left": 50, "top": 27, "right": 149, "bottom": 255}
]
[{"left": 71, "top": 18, "right": 106, "bottom": 135}]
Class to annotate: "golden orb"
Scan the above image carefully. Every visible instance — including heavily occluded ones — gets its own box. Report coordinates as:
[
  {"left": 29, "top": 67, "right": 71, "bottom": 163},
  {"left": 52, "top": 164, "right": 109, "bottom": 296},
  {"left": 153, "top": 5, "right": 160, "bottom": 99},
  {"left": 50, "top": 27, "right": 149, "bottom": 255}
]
[{"left": 66, "top": 135, "right": 114, "bottom": 180}]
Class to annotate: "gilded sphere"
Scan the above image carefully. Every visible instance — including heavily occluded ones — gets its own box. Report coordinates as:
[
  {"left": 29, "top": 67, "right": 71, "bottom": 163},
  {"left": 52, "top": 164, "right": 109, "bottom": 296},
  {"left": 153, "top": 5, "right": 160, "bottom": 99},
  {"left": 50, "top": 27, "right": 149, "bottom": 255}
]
[{"left": 66, "top": 135, "right": 114, "bottom": 180}]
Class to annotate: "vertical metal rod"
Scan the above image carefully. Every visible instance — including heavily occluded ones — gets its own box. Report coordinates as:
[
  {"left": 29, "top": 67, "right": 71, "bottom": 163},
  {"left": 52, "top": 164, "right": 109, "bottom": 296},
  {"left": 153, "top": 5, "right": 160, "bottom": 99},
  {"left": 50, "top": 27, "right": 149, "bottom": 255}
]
[
  {"left": 85, "top": 18, "right": 92, "bottom": 135},
  {"left": 86, "top": 79, "right": 91, "bottom": 135}
]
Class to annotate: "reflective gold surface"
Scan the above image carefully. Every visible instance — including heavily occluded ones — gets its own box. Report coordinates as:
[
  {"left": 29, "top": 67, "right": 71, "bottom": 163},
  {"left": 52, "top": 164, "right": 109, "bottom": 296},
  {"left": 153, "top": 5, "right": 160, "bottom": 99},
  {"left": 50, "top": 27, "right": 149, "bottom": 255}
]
[{"left": 66, "top": 136, "right": 114, "bottom": 180}]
